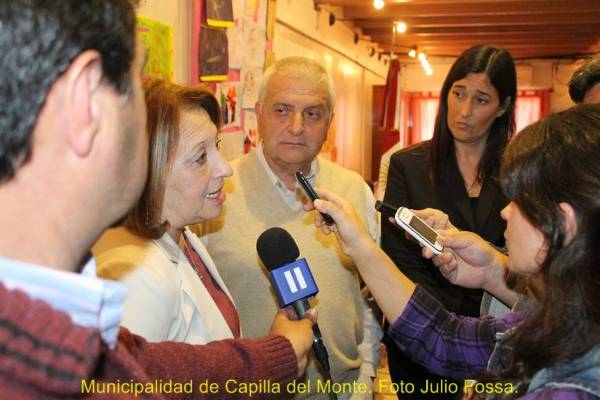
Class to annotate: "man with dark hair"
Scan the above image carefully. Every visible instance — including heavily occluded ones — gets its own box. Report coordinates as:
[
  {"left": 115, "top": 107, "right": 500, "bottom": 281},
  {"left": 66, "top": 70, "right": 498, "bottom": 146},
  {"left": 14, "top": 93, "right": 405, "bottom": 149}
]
[
  {"left": 568, "top": 54, "right": 600, "bottom": 104},
  {"left": 0, "top": 1, "right": 313, "bottom": 398}
]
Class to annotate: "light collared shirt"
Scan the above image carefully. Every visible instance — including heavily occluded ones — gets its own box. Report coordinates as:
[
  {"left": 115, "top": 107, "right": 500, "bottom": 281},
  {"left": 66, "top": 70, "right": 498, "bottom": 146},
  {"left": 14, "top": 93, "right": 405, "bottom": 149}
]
[
  {"left": 0, "top": 255, "right": 127, "bottom": 348},
  {"left": 256, "top": 143, "right": 380, "bottom": 242}
]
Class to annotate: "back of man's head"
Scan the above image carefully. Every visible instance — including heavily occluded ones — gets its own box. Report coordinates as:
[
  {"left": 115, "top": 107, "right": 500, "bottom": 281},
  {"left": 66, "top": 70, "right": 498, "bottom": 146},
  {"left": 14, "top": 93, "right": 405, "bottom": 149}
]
[
  {"left": 0, "top": 0, "right": 138, "bottom": 182},
  {"left": 258, "top": 56, "right": 336, "bottom": 110},
  {"left": 568, "top": 54, "right": 600, "bottom": 104}
]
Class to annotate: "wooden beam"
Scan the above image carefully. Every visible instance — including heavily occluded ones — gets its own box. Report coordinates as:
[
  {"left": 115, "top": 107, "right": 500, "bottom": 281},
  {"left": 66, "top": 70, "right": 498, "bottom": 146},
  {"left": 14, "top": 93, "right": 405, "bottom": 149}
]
[
  {"left": 377, "top": 44, "right": 594, "bottom": 58},
  {"left": 374, "top": 39, "right": 597, "bottom": 49},
  {"left": 318, "top": 0, "right": 558, "bottom": 6},
  {"left": 352, "top": 13, "right": 600, "bottom": 29},
  {"left": 367, "top": 32, "right": 597, "bottom": 43},
  {"left": 362, "top": 24, "right": 600, "bottom": 36},
  {"left": 343, "top": 1, "right": 596, "bottom": 19}
]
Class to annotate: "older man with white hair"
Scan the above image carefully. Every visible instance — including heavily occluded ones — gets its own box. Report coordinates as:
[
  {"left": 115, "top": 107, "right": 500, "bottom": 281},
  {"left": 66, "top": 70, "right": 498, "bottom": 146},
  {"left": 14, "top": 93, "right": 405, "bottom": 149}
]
[{"left": 204, "top": 57, "right": 382, "bottom": 399}]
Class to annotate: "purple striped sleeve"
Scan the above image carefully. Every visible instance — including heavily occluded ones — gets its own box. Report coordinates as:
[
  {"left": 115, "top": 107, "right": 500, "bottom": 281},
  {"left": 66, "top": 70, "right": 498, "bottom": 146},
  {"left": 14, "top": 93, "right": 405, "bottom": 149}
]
[{"left": 389, "top": 285, "right": 520, "bottom": 380}]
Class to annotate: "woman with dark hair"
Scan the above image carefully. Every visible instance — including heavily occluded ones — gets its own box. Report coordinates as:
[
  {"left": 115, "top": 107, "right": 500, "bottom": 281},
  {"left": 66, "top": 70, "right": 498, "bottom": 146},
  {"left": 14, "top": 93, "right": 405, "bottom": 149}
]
[
  {"left": 92, "top": 79, "right": 239, "bottom": 344},
  {"left": 310, "top": 103, "right": 600, "bottom": 399},
  {"left": 381, "top": 44, "right": 516, "bottom": 396}
]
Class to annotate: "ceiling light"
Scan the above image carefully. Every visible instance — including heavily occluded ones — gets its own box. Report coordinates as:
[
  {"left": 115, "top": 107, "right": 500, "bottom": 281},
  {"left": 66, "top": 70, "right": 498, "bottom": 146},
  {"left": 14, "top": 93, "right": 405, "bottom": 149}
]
[
  {"left": 418, "top": 52, "right": 426, "bottom": 61},
  {"left": 395, "top": 22, "right": 407, "bottom": 33},
  {"left": 373, "top": 0, "right": 384, "bottom": 10},
  {"left": 408, "top": 47, "right": 417, "bottom": 58},
  {"left": 420, "top": 58, "right": 433, "bottom": 76}
]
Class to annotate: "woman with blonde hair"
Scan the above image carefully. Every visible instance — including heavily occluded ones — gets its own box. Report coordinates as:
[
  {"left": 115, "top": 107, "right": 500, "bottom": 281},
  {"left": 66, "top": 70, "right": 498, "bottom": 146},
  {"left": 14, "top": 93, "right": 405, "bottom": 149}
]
[{"left": 94, "top": 80, "right": 238, "bottom": 343}]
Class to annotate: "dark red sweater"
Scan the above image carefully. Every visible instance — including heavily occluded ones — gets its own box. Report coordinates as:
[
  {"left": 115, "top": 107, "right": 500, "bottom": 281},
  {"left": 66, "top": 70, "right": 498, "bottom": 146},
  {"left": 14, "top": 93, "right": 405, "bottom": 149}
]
[{"left": 0, "top": 283, "right": 297, "bottom": 399}]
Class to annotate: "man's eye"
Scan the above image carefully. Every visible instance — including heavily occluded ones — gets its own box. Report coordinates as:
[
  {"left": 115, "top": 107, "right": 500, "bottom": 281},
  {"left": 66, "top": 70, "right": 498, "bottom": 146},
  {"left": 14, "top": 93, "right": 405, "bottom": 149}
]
[
  {"left": 304, "top": 109, "right": 323, "bottom": 120},
  {"left": 274, "top": 106, "right": 289, "bottom": 114}
]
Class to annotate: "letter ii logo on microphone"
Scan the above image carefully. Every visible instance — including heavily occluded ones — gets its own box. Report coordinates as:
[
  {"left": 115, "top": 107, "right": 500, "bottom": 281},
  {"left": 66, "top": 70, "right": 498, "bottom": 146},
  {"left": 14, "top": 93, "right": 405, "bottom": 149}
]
[{"left": 270, "top": 259, "right": 318, "bottom": 307}]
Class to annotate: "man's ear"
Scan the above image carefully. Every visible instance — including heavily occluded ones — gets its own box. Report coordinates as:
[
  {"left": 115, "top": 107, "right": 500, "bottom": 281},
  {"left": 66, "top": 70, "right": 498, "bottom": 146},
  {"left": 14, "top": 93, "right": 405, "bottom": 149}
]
[
  {"left": 62, "top": 50, "right": 104, "bottom": 157},
  {"left": 496, "top": 97, "right": 511, "bottom": 118},
  {"left": 559, "top": 202, "right": 578, "bottom": 244},
  {"left": 254, "top": 101, "right": 261, "bottom": 116}
]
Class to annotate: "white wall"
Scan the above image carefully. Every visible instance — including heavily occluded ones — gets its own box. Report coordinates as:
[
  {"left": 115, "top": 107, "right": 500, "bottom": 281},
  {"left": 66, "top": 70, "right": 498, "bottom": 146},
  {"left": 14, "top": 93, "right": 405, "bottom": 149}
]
[
  {"left": 137, "top": 0, "right": 192, "bottom": 84},
  {"left": 274, "top": 0, "right": 387, "bottom": 179}
]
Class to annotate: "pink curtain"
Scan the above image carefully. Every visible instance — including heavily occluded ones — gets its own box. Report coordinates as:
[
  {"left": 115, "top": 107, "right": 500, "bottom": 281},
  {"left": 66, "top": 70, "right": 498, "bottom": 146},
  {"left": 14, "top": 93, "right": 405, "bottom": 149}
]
[
  {"left": 400, "top": 92, "right": 439, "bottom": 147},
  {"left": 514, "top": 90, "right": 551, "bottom": 134}
]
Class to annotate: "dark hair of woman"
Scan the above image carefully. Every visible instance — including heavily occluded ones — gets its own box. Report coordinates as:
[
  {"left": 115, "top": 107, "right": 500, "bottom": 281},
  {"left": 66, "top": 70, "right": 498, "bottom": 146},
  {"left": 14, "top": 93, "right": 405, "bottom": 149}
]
[
  {"left": 125, "top": 79, "right": 222, "bottom": 239},
  {"left": 487, "top": 103, "right": 600, "bottom": 397},
  {"left": 429, "top": 44, "right": 517, "bottom": 186}
]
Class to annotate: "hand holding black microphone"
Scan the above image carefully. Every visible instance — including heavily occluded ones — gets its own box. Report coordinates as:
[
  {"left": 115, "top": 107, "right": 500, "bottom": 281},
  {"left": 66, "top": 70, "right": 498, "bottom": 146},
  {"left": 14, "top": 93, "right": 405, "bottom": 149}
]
[{"left": 257, "top": 227, "right": 338, "bottom": 400}]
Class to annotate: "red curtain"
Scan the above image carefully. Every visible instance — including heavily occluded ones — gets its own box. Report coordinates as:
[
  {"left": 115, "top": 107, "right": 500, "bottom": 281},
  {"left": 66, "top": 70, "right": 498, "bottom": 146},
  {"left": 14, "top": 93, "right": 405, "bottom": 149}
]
[
  {"left": 515, "top": 89, "right": 551, "bottom": 134},
  {"left": 398, "top": 92, "right": 439, "bottom": 147},
  {"left": 380, "top": 59, "right": 401, "bottom": 130}
]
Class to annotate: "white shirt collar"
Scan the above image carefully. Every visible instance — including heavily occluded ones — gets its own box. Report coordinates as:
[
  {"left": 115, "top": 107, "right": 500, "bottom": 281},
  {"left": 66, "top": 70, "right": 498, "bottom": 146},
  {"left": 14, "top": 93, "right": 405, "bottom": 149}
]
[
  {"left": 256, "top": 142, "right": 318, "bottom": 211},
  {"left": 0, "top": 255, "right": 127, "bottom": 348}
]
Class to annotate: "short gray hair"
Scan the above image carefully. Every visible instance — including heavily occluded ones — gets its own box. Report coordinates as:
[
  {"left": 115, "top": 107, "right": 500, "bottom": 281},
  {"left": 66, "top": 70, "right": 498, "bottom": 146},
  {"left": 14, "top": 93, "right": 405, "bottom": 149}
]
[{"left": 258, "top": 57, "right": 335, "bottom": 110}]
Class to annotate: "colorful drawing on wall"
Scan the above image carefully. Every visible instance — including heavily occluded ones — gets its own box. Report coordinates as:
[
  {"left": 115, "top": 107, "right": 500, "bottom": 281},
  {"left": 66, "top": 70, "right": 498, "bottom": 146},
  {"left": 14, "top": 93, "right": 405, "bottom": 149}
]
[
  {"left": 226, "top": 22, "right": 243, "bottom": 69},
  {"left": 206, "top": 0, "right": 234, "bottom": 28},
  {"left": 241, "top": 67, "right": 262, "bottom": 108},
  {"left": 231, "top": 0, "right": 245, "bottom": 20},
  {"left": 217, "top": 82, "right": 241, "bottom": 130},
  {"left": 243, "top": 109, "right": 259, "bottom": 153},
  {"left": 199, "top": 27, "right": 229, "bottom": 81},
  {"left": 136, "top": 17, "right": 173, "bottom": 80},
  {"left": 242, "top": 18, "right": 266, "bottom": 69},
  {"left": 243, "top": 0, "right": 258, "bottom": 21}
]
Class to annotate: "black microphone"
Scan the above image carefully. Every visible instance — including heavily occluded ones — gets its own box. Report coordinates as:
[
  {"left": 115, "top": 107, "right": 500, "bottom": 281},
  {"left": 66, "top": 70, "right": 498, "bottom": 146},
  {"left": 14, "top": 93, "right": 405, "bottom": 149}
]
[{"left": 256, "top": 227, "right": 337, "bottom": 400}]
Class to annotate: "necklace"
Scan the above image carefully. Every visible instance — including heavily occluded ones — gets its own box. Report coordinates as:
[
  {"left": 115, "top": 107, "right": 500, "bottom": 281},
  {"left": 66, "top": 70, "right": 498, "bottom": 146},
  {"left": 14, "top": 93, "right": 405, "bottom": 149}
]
[
  {"left": 183, "top": 239, "right": 204, "bottom": 280},
  {"left": 465, "top": 178, "right": 481, "bottom": 197}
]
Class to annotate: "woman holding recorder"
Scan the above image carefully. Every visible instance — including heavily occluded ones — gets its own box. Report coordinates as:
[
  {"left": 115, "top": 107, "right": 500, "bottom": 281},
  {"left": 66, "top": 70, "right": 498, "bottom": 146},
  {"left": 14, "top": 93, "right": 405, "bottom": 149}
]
[
  {"left": 309, "top": 104, "right": 600, "bottom": 399},
  {"left": 381, "top": 45, "right": 516, "bottom": 396}
]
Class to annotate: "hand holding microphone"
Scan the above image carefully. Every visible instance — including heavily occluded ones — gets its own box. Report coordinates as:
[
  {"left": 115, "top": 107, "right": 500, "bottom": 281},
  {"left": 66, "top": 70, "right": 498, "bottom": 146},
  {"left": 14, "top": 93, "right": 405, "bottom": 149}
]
[
  {"left": 257, "top": 227, "right": 337, "bottom": 400},
  {"left": 269, "top": 308, "right": 316, "bottom": 377}
]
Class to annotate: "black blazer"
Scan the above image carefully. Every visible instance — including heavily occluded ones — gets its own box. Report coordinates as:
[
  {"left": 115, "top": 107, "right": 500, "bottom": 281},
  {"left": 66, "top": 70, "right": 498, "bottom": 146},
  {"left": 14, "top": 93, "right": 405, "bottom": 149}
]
[{"left": 381, "top": 141, "right": 508, "bottom": 316}]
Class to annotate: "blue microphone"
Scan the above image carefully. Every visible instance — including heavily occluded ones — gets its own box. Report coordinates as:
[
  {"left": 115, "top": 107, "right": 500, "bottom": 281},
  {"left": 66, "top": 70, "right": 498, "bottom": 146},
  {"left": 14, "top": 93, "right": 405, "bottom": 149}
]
[{"left": 256, "top": 227, "right": 336, "bottom": 400}]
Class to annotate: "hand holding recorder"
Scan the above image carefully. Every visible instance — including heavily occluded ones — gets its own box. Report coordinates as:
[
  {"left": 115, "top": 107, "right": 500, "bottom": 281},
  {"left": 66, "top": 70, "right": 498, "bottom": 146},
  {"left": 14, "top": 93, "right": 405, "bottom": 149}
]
[
  {"left": 296, "top": 171, "right": 334, "bottom": 225},
  {"left": 375, "top": 201, "right": 444, "bottom": 255}
]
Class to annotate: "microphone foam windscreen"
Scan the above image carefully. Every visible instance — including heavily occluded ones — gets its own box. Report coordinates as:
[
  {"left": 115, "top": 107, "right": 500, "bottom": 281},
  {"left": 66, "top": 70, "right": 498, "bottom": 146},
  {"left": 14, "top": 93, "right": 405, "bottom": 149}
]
[{"left": 256, "top": 227, "right": 300, "bottom": 271}]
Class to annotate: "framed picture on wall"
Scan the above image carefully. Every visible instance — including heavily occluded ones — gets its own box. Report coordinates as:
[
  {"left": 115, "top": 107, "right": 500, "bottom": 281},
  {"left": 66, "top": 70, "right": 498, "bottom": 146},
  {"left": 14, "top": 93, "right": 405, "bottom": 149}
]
[
  {"left": 206, "top": 0, "right": 234, "bottom": 28},
  {"left": 198, "top": 26, "right": 229, "bottom": 81}
]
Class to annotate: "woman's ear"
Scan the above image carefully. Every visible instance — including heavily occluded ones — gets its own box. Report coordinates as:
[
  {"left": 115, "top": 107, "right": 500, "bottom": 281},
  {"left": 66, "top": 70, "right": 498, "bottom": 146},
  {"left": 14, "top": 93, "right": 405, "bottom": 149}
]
[
  {"left": 559, "top": 202, "right": 578, "bottom": 244},
  {"left": 496, "top": 97, "right": 512, "bottom": 118}
]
